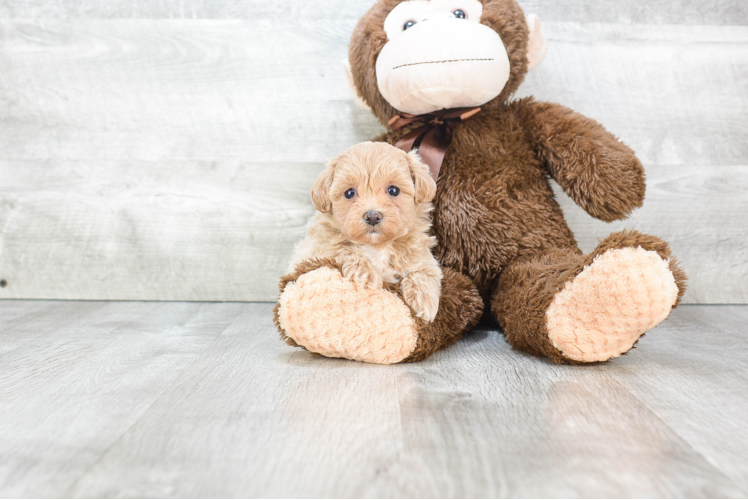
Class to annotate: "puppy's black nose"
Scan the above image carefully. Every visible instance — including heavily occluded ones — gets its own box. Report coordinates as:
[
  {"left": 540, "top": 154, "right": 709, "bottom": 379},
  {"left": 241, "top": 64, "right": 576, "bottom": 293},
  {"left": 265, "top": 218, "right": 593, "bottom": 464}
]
[{"left": 364, "top": 211, "right": 383, "bottom": 226}]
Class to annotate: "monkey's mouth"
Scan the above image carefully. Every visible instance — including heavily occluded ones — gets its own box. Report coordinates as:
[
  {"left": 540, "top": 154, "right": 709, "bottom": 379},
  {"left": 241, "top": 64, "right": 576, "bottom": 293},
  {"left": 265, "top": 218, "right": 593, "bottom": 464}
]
[{"left": 393, "top": 58, "right": 495, "bottom": 70}]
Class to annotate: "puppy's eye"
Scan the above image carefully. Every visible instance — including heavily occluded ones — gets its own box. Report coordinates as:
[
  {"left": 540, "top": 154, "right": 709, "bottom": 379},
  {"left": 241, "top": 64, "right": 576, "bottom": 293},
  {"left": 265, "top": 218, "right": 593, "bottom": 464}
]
[
  {"left": 387, "top": 186, "right": 400, "bottom": 197},
  {"left": 452, "top": 9, "right": 466, "bottom": 19},
  {"left": 403, "top": 20, "right": 416, "bottom": 31},
  {"left": 344, "top": 188, "right": 357, "bottom": 199}
]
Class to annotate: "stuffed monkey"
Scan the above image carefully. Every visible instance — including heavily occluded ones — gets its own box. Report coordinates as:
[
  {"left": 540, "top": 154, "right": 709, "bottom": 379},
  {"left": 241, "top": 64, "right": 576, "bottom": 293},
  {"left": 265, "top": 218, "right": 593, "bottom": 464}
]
[{"left": 275, "top": 0, "right": 686, "bottom": 364}]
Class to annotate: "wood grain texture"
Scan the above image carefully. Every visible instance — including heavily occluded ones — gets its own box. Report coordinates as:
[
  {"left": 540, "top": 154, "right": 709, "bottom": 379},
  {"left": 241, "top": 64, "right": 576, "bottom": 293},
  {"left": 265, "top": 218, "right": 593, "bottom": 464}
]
[
  {"left": 0, "top": 21, "right": 746, "bottom": 165},
  {"left": 0, "top": 301, "right": 746, "bottom": 497},
  {"left": 520, "top": 23, "right": 748, "bottom": 168},
  {"left": 608, "top": 305, "right": 748, "bottom": 490},
  {"left": 0, "top": 19, "right": 382, "bottom": 164},
  {"left": 0, "top": 301, "right": 106, "bottom": 355},
  {"left": 0, "top": 161, "right": 318, "bottom": 301},
  {"left": 0, "top": 301, "right": 245, "bottom": 497},
  {"left": 1, "top": 0, "right": 746, "bottom": 24},
  {"left": 0, "top": 20, "right": 746, "bottom": 302}
]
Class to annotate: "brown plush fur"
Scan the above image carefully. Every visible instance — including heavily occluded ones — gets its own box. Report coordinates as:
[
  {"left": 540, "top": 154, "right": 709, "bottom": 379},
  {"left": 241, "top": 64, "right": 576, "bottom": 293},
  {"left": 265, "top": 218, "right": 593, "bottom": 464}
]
[
  {"left": 275, "top": 259, "right": 483, "bottom": 362},
  {"left": 404, "top": 266, "right": 484, "bottom": 362},
  {"left": 344, "top": 0, "right": 687, "bottom": 363}
]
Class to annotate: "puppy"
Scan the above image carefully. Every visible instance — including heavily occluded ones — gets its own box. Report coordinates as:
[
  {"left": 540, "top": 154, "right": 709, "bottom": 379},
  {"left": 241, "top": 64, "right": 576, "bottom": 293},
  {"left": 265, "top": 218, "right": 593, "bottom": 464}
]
[{"left": 289, "top": 141, "right": 442, "bottom": 322}]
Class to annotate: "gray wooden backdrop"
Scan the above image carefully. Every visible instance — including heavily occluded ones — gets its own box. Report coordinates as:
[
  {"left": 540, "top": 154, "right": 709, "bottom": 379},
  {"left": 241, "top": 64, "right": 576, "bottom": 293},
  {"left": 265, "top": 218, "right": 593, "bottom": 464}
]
[{"left": 0, "top": 0, "right": 746, "bottom": 303}]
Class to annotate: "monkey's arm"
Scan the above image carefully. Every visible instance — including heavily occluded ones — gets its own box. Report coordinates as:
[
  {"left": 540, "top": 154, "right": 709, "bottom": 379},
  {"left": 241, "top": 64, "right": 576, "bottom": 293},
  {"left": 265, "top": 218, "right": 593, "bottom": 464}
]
[{"left": 513, "top": 98, "right": 645, "bottom": 222}]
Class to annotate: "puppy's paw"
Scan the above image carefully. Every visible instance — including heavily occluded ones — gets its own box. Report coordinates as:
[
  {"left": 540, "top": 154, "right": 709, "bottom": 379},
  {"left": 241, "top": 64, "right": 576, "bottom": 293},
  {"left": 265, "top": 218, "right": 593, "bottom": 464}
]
[
  {"left": 401, "top": 275, "right": 440, "bottom": 323},
  {"left": 341, "top": 259, "right": 383, "bottom": 290}
]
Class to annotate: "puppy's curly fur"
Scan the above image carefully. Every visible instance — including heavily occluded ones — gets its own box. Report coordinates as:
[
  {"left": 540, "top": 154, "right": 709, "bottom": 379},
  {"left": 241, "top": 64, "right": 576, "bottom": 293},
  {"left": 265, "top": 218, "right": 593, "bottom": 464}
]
[{"left": 289, "top": 141, "right": 442, "bottom": 322}]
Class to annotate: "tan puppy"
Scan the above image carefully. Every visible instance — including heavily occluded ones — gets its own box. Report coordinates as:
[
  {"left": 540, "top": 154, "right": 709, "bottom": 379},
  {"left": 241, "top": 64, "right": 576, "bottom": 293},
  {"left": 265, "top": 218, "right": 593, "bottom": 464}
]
[{"left": 289, "top": 141, "right": 442, "bottom": 322}]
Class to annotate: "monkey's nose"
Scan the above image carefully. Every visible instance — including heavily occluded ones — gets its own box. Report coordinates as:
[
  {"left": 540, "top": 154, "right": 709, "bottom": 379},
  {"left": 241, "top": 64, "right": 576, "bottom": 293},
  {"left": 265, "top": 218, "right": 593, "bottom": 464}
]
[{"left": 364, "top": 211, "right": 383, "bottom": 226}]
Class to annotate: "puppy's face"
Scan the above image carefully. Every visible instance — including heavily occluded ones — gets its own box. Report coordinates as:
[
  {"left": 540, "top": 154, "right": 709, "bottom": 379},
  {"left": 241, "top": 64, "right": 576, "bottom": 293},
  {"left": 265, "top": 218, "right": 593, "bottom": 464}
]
[{"left": 312, "top": 142, "right": 436, "bottom": 245}]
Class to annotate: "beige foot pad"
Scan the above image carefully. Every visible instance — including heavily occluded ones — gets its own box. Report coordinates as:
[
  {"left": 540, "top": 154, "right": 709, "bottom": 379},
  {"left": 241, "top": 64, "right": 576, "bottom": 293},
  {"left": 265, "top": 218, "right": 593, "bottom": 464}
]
[
  {"left": 546, "top": 247, "right": 680, "bottom": 363},
  {"left": 276, "top": 267, "right": 418, "bottom": 364}
]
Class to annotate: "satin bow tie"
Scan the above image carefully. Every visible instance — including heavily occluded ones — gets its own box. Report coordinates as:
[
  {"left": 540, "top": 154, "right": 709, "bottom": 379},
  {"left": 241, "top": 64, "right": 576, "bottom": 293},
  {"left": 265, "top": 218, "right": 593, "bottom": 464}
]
[{"left": 388, "top": 107, "right": 481, "bottom": 181}]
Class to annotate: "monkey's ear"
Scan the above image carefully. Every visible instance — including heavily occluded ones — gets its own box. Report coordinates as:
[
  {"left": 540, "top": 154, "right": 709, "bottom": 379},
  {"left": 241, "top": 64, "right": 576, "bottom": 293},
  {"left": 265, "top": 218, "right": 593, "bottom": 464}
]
[
  {"left": 311, "top": 160, "right": 337, "bottom": 213},
  {"left": 344, "top": 59, "right": 372, "bottom": 111},
  {"left": 526, "top": 14, "right": 547, "bottom": 70},
  {"left": 407, "top": 151, "right": 437, "bottom": 204}
]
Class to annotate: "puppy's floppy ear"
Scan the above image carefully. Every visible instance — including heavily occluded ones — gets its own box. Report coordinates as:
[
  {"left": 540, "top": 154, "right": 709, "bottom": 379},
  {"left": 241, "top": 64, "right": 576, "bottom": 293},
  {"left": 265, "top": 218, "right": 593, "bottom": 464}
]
[
  {"left": 406, "top": 151, "right": 437, "bottom": 203},
  {"left": 311, "top": 159, "right": 337, "bottom": 213}
]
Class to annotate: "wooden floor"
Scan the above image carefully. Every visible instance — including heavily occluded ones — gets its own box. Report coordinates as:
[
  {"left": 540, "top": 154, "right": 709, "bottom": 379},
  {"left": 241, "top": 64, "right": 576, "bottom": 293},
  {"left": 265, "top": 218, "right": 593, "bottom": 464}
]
[{"left": 1, "top": 301, "right": 747, "bottom": 498}]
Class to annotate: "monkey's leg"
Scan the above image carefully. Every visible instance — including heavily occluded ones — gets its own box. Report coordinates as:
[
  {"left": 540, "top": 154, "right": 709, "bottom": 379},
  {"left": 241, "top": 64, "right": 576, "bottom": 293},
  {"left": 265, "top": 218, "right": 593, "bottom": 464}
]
[
  {"left": 275, "top": 260, "right": 483, "bottom": 364},
  {"left": 492, "top": 230, "right": 687, "bottom": 364}
]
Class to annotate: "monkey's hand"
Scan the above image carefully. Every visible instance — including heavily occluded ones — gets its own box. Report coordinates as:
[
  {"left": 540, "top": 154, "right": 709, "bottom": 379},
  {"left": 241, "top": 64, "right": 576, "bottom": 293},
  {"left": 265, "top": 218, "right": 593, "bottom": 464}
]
[
  {"left": 400, "top": 269, "right": 442, "bottom": 323},
  {"left": 341, "top": 257, "right": 383, "bottom": 290},
  {"left": 515, "top": 98, "right": 645, "bottom": 222}
]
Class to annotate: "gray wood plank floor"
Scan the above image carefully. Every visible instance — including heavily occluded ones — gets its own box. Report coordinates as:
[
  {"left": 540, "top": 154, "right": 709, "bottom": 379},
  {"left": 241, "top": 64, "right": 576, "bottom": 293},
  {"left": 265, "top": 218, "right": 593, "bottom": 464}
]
[{"left": 1, "top": 301, "right": 747, "bottom": 498}]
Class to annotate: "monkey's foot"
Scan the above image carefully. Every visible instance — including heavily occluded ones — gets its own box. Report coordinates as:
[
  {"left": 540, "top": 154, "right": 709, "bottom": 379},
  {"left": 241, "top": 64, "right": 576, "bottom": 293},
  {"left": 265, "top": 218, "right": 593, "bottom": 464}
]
[
  {"left": 276, "top": 264, "right": 418, "bottom": 364},
  {"left": 546, "top": 246, "right": 680, "bottom": 363},
  {"left": 275, "top": 260, "right": 483, "bottom": 364}
]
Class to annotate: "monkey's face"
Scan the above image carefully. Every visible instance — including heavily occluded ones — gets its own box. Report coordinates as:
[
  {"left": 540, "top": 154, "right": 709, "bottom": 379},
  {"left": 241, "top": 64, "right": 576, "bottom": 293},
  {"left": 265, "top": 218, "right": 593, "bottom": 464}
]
[
  {"left": 348, "top": 0, "right": 546, "bottom": 122},
  {"left": 376, "top": 0, "right": 509, "bottom": 115}
]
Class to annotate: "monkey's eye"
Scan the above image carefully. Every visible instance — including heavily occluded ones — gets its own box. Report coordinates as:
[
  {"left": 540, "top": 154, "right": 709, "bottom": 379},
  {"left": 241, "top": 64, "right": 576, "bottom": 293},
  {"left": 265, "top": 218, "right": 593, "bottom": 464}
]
[
  {"left": 403, "top": 20, "right": 416, "bottom": 31},
  {"left": 344, "top": 188, "right": 357, "bottom": 199},
  {"left": 387, "top": 186, "right": 400, "bottom": 197},
  {"left": 452, "top": 9, "right": 467, "bottom": 19}
]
